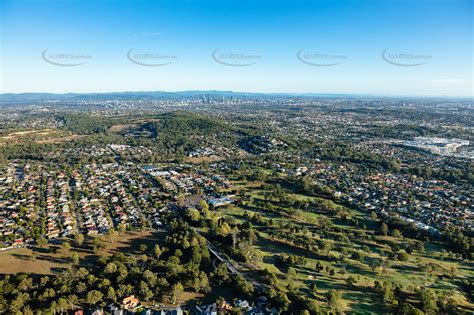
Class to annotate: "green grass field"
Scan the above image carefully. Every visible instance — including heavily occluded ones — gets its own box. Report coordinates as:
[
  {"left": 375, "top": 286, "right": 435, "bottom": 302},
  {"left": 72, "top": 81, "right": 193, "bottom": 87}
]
[{"left": 217, "top": 179, "right": 474, "bottom": 314}]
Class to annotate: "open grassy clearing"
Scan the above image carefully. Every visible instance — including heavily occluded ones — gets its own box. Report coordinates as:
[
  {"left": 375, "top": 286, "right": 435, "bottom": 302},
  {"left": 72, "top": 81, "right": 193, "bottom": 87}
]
[
  {"left": 0, "top": 230, "right": 163, "bottom": 275},
  {"left": 36, "top": 134, "right": 84, "bottom": 144},
  {"left": 0, "top": 128, "right": 83, "bottom": 145}
]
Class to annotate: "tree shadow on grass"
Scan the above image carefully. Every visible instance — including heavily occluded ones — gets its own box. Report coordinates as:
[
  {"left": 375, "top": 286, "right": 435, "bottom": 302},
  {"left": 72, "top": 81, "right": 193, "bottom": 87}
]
[
  {"left": 10, "top": 253, "right": 32, "bottom": 260},
  {"left": 37, "top": 254, "right": 70, "bottom": 264},
  {"left": 50, "top": 267, "right": 70, "bottom": 274}
]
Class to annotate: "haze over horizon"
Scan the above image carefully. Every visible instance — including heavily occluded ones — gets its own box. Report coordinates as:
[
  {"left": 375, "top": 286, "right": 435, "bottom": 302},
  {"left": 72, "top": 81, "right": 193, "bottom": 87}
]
[
  {"left": 0, "top": 89, "right": 472, "bottom": 100},
  {"left": 1, "top": 0, "right": 473, "bottom": 97}
]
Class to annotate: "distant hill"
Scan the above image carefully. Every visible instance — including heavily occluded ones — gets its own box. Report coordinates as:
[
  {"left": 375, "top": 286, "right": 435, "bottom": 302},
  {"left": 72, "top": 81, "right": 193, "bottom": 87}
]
[
  {"left": 2, "top": 91, "right": 468, "bottom": 104},
  {"left": 0, "top": 90, "right": 269, "bottom": 103},
  {"left": 0, "top": 90, "right": 386, "bottom": 104},
  {"left": 0, "top": 93, "right": 80, "bottom": 102},
  {"left": 146, "top": 110, "right": 231, "bottom": 137}
]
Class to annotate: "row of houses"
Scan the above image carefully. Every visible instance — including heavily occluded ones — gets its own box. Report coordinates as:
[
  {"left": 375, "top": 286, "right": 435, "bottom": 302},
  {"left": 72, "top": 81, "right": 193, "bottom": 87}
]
[
  {"left": 143, "top": 166, "right": 231, "bottom": 196},
  {"left": 0, "top": 158, "right": 169, "bottom": 246},
  {"left": 294, "top": 162, "right": 472, "bottom": 232},
  {"left": 73, "top": 295, "right": 276, "bottom": 315}
]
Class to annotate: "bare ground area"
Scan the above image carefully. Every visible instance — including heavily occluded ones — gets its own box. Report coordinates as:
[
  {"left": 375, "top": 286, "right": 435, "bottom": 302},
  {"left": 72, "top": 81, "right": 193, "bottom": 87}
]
[
  {"left": 36, "top": 134, "right": 84, "bottom": 144},
  {"left": 108, "top": 123, "right": 140, "bottom": 133}
]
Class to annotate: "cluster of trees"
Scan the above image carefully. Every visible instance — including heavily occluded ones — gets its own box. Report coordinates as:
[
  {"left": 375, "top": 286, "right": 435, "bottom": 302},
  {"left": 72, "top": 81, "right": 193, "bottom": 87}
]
[
  {"left": 382, "top": 213, "right": 472, "bottom": 259},
  {"left": 144, "top": 111, "right": 239, "bottom": 158},
  {"left": 60, "top": 114, "right": 116, "bottom": 135},
  {"left": 183, "top": 200, "right": 261, "bottom": 264},
  {"left": 278, "top": 254, "right": 307, "bottom": 268},
  {"left": 309, "top": 144, "right": 400, "bottom": 171},
  {"left": 0, "top": 110, "right": 245, "bottom": 163},
  {"left": 373, "top": 281, "right": 460, "bottom": 314},
  {"left": 443, "top": 225, "right": 473, "bottom": 259},
  {"left": 237, "top": 136, "right": 276, "bottom": 155},
  {"left": 0, "top": 222, "right": 213, "bottom": 313},
  {"left": 405, "top": 162, "right": 474, "bottom": 184}
]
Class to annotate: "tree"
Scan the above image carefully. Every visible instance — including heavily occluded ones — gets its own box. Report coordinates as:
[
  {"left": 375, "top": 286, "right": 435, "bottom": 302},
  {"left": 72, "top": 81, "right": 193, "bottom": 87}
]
[
  {"left": 328, "top": 289, "right": 342, "bottom": 313},
  {"left": 186, "top": 208, "right": 201, "bottom": 223},
  {"left": 352, "top": 251, "right": 365, "bottom": 262},
  {"left": 71, "top": 251, "right": 79, "bottom": 265},
  {"left": 118, "top": 223, "right": 127, "bottom": 234},
  {"left": 143, "top": 270, "right": 157, "bottom": 287},
  {"left": 413, "top": 240, "right": 425, "bottom": 252},
  {"left": 213, "top": 263, "right": 230, "bottom": 285},
  {"left": 18, "top": 277, "right": 33, "bottom": 291},
  {"left": 92, "top": 237, "right": 105, "bottom": 252},
  {"left": 274, "top": 291, "right": 290, "bottom": 312},
  {"left": 198, "top": 199, "right": 209, "bottom": 212},
  {"left": 67, "top": 294, "right": 78, "bottom": 309},
  {"left": 49, "top": 301, "right": 58, "bottom": 314},
  {"left": 287, "top": 267, "right": 297, "bottom": 283},
  {"left": 154, "top": 244, "right": 162, "bottom": 259},
  {"left": 370, "top": 211, "right": 378, "bottom": 221},
  {"left": 9, "top": 293, "right": 27, "bottom": 313},
  {"left": 74, "top": 234, "right": 85, "bottom": 247},
  {"left": 449, "top": 266, "right": 458, "bottom": 279},
  {"left": 170, "top": 282, "right": 184, "bottom": 305},
  {"left": 193, "top": 271, "right": 210, "bottom": 293},
  {"left": 310, "top": 282, "right": 318, "bottom": 298},
  {"left": 139, "top": 281, "right": 153, "bottom": 301},
  {"left": 77, "top": 266, "right": 92, "bottom": 281},
  {"left": 419, "top": 288, "right": 438, "bottom": 315},
  {"left": 57, "top": 298, "right": 68, "bottom": 314},
  {"left": 392, "top": 229, "right": 401, "bottom": 238},
  {"left": 104, "top": 262, "right": 117, "bottom": 274},
  {"left": 86, "top": 290, "right": 103, "bottom": 306},
  {"left": 23, "top": 305, "right": 34, "bottom": 315},
  {"left": 397, "top": 252, "right": 409, "bottom": 262},
  {"left": 380, "top": 223, "right": 389, "bottom": 236},
  {"left": 60, "top": 241, "right": 71, "bottom": 254},
  {"left": 400, "top": 303, "right": 424, "bottom": 315},
  {"left": 233, "top": 274, "right": 254, "bottom": 296},
  {"left": 107, "top": 287, "right": 116, "bottom": 302},
  {"left": 383, "top": 286, "right": 395, "bottom": 304},
  {"left": 346, "top": 276, "right": 357, "bottom": 287},
  {"left": 37, "top": 236, "right": 48, "bottom": 248},
  {"left": 139, "top": 244, "right": 148, "bottom": 254},
  {"left": 107, "top": 229, "right": 117, "bottom": 243}
]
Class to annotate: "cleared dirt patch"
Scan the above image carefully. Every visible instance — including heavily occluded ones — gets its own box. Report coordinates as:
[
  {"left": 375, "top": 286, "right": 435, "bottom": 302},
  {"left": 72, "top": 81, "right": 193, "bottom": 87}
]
[
  {"left": 36, "top": 134, "right": 84, "bottom": 144},
  {"left": 1, "top": 129, "right": 57, "bottom": 141},
  {"left": 0, "top": 129, "right": 81, "bottom": 146},
  {"left": 108, "top": 123, "right": 140, "bottom": 133},
  {"left": 5, "top": 129, "right": 55, "bottom": 137}
]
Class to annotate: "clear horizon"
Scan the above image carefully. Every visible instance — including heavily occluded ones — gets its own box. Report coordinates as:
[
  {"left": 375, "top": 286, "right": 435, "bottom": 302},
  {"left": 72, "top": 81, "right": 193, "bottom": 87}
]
[{"left": 1, "top": 0, "right": 473, "bottom": 97}]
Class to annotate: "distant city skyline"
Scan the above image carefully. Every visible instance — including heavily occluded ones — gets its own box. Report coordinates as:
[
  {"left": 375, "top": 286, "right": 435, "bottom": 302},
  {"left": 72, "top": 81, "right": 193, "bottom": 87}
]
[{"left": 1, "top": 0, "right": 472, "bottom": 97}]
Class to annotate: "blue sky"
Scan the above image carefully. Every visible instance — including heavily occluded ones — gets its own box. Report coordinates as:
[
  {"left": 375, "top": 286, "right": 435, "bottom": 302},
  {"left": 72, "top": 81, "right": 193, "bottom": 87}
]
[{"left": 0, "top": 0, "right": 472, "bottom": 96}]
